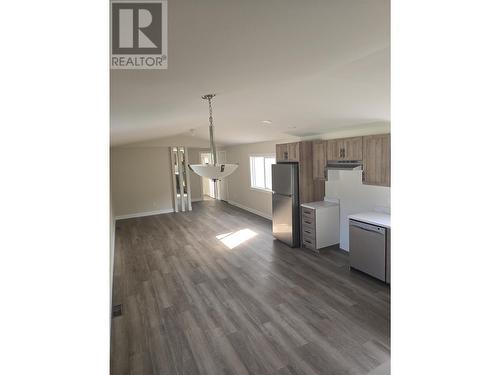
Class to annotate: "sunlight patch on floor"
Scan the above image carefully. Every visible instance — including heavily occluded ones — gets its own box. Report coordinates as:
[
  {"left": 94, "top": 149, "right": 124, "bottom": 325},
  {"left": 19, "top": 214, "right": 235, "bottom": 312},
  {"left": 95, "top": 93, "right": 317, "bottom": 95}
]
[{"left": 216, "top": 229, "right": 258, "bottom": 249}]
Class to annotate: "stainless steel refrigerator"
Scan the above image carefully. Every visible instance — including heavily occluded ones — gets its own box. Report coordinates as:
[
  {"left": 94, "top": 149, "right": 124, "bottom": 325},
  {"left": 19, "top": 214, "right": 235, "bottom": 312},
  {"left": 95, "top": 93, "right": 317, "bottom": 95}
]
[{"left": 272, "top": 163, "right": 300, "bottom": 247}]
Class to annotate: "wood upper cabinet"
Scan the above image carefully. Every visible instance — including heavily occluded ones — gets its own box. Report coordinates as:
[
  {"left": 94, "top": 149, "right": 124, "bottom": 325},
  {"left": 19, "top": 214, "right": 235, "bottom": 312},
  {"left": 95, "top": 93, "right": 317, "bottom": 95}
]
[
  {"left": 276, "top": 143, "right": 288, "bottom": 162},
  {"left": 342, "top": 137, "right": 363, "bottom": 160},
  {"left": 298, "top": 141, "right": 325, "bottom": 204},
  {"left": 326, "top": 137, "right": 362, "bottom": 160},
  {"left": 312, "top": 140, "right": 327, "bottom": 180},
  {"left": 276, "top": 142, "right": 300, "bottom": 162},
  {"left": 326, "top": 139, "right": 340, "bottom": 161},
  {"left": 287, "top": 142, "right": 300, "bottom": 161},
  {"left": 362, "top": 134, "right": 390, "bottom": 187},
  {"left": 275, "top": 141, "right": 325, "bottom": 203}
]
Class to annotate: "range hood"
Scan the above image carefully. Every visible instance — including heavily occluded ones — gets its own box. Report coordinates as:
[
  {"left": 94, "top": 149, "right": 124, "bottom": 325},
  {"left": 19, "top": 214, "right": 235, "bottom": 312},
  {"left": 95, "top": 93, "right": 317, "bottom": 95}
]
[{"left": 325, "top": 160, "right": 363, "bottom": 171}]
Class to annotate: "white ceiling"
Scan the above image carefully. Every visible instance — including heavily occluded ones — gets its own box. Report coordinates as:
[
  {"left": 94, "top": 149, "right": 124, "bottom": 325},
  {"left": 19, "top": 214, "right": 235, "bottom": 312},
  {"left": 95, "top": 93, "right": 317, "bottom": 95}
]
[{"left": 111, "top": 0, "right": 390, "bottom": 146}]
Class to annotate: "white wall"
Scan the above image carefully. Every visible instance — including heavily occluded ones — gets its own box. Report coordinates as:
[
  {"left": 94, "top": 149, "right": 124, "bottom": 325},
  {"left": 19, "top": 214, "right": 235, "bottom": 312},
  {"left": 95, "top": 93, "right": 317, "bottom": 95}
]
[
  {"left": 124, "top": 134, "right": 219, "bottom": 148},
  {"left": 226, "top": 140, "right": 284, "bottom": 219},
  {"left": 304, "top": 121, "right": 390, "bottom": 141},
  {"left": 325, "top": 169, "right": 390, "bottom": 251}
]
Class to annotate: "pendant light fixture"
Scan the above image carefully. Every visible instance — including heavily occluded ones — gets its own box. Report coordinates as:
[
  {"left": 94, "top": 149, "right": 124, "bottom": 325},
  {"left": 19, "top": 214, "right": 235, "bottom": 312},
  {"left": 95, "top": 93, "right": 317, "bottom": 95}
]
[{"left": 188, "top": 94, "right": 238, "bottom": 180}]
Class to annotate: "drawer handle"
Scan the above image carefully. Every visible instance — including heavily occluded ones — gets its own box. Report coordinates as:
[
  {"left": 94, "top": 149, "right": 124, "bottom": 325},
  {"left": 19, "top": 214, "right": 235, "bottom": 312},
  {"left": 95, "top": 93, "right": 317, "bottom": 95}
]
[
  {"left": 305, "top": 230, "right": 311, "bottom": 234},
  {"left": 305, "top": 240, "right": 312, "bottom": 244},
  {"left": 305, "top": 221, "right": 312, "bottom": 224}
]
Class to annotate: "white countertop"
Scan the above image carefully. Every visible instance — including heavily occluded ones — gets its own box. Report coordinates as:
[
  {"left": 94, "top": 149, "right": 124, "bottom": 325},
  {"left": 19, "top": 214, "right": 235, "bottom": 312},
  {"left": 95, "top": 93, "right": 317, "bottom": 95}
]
[
  {"left": 348, "top": 212, "right": 391, "bottom": 228},
  {"left": 301, "top": 199, "right": 339, "bottom": 210}
]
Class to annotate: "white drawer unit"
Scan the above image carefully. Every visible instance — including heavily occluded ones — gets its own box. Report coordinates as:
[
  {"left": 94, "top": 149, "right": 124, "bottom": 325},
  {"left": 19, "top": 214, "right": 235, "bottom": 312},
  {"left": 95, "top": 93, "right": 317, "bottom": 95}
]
[{"left": 300, "top": 200, "right": 340, "bottom": 252}]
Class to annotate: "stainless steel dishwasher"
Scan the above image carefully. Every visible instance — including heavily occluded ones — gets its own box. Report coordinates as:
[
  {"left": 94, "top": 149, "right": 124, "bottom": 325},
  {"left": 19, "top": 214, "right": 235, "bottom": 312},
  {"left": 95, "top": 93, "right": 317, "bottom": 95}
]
[{"left": 349, "top": 219, "right": 388, "bottom": 282}]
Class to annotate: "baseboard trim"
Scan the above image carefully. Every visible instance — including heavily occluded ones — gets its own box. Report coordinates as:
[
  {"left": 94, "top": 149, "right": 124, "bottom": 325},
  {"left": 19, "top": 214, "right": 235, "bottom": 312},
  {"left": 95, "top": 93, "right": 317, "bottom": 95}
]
[
  {"left": 227, "top": 200, "right": 272, "bottom": 220},
  {"left": 191, "top": 197, "right": 203, "bottom": 202},
  {"left": 115, "top": 208, "right": 174, "bottom": 220}
]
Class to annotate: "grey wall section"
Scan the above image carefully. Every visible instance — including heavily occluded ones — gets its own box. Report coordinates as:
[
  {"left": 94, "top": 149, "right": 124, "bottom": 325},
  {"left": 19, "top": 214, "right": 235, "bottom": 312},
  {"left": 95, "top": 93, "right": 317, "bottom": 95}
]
[
  {"left": 110, "top": 192, "right": 115, "bottom": 317},
  {"left": 112, "top": 139, "right": 279, "bottom": 219},
  {"left": 110, "top": 141, "right": 214, "bottom": 217},
  {"left": 111, "top": 147, "right": 173, "bottom": 217},
  {"left": 110, "top": 125, "right": 390, "bottom": 220}
]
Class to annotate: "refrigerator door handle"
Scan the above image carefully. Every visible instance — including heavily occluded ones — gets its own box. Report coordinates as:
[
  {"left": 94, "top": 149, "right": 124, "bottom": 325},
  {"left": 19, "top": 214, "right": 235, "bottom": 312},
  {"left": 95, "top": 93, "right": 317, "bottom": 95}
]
[{"left": 273, "top": 192, "right": 292, "bottom": 197}]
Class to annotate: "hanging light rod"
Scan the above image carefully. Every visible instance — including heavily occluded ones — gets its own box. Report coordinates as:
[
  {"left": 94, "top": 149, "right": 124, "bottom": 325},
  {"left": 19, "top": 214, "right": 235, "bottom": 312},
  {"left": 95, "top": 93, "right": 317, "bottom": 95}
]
[
  {"left": 201, "top": 94, "right": 218, "bottom": 165},
  {"left": 188, "top": 94, "right": 238, "bottom": 181}
]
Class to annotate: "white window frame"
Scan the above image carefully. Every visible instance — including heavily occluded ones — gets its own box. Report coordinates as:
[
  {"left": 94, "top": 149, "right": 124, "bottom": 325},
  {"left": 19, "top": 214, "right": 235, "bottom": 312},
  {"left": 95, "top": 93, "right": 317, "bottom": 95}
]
[{"left": 249, "top": 154, "right": 276, "bottom": 192}]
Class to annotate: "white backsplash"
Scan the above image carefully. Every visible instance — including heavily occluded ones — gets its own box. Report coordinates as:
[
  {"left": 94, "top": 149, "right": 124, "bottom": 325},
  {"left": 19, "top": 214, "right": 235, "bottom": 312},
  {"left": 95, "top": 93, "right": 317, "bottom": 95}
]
[{"left": 325, "top": 170, "right": 391, "bottom": 251}]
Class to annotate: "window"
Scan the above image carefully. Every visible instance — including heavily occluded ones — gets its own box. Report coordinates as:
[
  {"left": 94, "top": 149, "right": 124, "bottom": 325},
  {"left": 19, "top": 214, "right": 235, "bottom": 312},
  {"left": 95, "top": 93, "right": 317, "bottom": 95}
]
[{"left": 250, "top": 155, "right": 275, "bottom": 191}]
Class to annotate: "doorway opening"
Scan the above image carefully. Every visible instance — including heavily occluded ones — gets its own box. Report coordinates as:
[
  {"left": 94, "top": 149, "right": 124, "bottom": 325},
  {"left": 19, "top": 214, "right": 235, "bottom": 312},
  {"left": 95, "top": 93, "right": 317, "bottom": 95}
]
[
  {"left": 200, "top": 152, "right": 215, "bottom": 200},
  {"left": 199, "top": 151, "right": 229, "bottom": 202}
]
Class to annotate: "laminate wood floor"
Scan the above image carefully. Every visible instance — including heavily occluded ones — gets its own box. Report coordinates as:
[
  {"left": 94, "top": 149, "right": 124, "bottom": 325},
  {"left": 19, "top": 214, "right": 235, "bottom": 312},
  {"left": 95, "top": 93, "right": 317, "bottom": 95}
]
[{"left": 111, "top": 200, "right": 390, "bottom": 375}]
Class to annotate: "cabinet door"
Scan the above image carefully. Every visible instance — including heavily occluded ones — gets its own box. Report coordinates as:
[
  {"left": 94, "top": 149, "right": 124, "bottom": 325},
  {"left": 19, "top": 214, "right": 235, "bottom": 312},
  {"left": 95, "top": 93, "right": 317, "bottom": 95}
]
[
  {"left": 287, "top": 142, "right": 300, "bottom": 161},
  {"left": 362, "top": 134, "right": 390, "bottom": 187},
  {"left": 326, "top": 140, "right": 341, "bottom": 160},
  {"left": 312, "top": 141, "right": 327, "bottom": 180},
  {"left": 343, "top": 137, "right": 363, "bottom": 160},
  {"left": 276, "top": 143, "right": 288, "bottom": 162}
]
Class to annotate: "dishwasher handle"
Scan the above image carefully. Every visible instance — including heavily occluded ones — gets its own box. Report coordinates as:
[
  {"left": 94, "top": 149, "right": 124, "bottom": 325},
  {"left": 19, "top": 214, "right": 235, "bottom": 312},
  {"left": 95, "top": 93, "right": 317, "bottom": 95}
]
[{"left": 349, "top": 220, "right": 386, "bottom": 235}]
